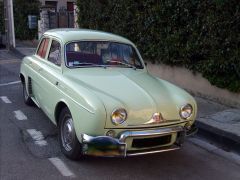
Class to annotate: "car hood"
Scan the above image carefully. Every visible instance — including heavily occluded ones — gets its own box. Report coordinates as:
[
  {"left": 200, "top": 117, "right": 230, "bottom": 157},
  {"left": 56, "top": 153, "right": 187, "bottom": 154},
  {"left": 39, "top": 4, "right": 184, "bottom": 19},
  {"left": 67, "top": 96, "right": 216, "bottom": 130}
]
[{"left": 64, "top": 68, "right": 196, "bottom": 128}]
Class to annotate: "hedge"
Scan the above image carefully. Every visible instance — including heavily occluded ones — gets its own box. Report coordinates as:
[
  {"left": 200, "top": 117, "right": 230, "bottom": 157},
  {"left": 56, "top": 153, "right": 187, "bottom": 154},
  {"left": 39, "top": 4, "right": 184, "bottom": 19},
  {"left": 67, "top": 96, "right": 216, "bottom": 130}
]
[
  {"left": 13, "top": 0, "right": 40, "bottom": 40},
  {"left": 76, "top": 0, "right": 240, "bottom": 92},
  {"left": 0, "top": 0, "right": 39, "bottom": 39}
]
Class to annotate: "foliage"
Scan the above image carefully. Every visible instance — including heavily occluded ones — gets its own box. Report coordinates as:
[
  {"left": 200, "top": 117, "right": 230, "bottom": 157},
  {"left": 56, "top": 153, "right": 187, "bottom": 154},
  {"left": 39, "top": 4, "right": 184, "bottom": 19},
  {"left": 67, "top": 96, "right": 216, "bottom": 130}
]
[
  {"left": 13, "top": 0, "right": 40, "bottom": 40},
  {"left": 76, "top": 0, "right": 240, "bottom": 92}
]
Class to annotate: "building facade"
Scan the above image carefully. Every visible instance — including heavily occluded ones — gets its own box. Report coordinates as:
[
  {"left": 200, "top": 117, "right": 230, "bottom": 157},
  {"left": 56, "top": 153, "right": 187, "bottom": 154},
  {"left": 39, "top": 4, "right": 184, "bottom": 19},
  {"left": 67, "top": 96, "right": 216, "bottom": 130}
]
[
  {"left": 38, "top": 0, "right": 78, "bottom": 39},
  {"left": 39, "top": 0, "right": 76, "bottom": 12}
]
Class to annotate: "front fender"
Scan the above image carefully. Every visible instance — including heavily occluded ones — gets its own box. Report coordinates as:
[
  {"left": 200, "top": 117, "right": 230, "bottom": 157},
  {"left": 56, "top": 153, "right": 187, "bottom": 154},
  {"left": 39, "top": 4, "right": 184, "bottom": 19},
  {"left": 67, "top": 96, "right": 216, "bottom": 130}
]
[{"left": 56, "top": 84, "right": 107, "bottom": 140}]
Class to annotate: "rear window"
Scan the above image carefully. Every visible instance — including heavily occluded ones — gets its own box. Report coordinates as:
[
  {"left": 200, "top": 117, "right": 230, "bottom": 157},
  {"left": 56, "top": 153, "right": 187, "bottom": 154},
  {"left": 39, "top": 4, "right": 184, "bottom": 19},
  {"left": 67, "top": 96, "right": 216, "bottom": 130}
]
[{"left": 37, "top": 38, "right": 50, "bottom": 59}]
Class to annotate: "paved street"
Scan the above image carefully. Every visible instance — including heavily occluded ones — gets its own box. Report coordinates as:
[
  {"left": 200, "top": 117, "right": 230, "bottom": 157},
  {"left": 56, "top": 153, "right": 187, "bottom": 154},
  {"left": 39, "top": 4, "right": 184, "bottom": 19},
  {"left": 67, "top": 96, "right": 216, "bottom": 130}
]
[{"left": 0, "top": 50, "right": 240, "bottom": 180}]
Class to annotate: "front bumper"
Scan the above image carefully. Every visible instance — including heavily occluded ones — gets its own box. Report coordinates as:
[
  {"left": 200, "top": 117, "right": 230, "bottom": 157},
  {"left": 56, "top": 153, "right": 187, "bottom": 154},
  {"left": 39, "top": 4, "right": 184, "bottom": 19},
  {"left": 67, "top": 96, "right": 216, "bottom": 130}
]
[{"left": 81, "top": 125, "right": 197, "bottom": 157}]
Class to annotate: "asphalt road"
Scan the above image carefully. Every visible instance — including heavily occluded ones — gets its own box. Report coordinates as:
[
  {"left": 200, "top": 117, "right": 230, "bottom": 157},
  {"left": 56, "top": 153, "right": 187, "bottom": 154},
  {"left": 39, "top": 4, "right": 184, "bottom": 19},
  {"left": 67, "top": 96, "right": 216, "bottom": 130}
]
[{"left": 0, "top": 53, "right": 240, "bottom": 180}]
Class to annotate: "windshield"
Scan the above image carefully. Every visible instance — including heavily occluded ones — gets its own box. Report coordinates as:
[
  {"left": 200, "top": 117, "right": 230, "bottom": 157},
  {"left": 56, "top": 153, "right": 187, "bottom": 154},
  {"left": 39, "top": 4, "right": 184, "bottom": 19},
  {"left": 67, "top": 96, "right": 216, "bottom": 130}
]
[{"left": 65, "top": 41, "right": 144, "bottom": 69}]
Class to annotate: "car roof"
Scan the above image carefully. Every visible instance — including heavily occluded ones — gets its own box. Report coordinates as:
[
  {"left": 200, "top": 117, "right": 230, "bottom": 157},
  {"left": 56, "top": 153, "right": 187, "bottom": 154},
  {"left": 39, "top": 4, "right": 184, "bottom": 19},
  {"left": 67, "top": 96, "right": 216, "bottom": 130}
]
[{"left": 43, "top": 28, "right": 135, "bottom": 46}]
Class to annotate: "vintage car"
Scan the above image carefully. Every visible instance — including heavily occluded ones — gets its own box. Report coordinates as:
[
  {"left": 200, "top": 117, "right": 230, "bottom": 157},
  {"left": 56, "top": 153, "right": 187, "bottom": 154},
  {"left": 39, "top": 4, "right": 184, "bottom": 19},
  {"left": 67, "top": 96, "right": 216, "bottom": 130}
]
[{"left": 20, "top": 29, "right": 197, "bottom": 160}]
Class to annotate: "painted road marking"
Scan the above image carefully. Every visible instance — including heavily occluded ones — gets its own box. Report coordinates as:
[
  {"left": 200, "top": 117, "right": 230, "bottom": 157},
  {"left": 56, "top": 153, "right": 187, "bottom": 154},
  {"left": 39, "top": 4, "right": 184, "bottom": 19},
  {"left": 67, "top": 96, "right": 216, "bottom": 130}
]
[
  {"left": 189, "top": 137, "right": 240, "bottom": 166},
  {"left": 0, "top": 96, "right": 12, "bottom": 103},
  {"left": 0, "top": 81, "right": 21, "bottom": 87},
  {"left": 27, "top": 129, "right": 48, "bottom": 146},
  {"left": 49, "top": 157, "right": 75, "bottom": 177},
  {"left": 14, "top": 110, "right": 27, "bottom": 120},
  {"left": 0, "top": 59, "right": 20, "bottom": 65}
]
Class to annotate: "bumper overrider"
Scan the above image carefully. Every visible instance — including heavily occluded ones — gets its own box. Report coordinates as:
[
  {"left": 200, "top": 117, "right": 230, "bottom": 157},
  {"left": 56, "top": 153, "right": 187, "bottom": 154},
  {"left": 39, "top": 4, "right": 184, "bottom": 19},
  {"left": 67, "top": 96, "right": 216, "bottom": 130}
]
[{"left": 81, "top": 125, "right": 198, "bottom": 157}]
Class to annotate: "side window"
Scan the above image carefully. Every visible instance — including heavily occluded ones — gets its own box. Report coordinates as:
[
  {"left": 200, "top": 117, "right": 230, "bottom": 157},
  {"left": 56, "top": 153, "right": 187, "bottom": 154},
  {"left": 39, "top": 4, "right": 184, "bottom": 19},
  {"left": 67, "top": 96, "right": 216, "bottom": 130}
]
[
  {"left": 37, "top": 38, "right": 50, "bottom": 59},
  {"left": 48, "top": 40, "right": 61, "bottom": 66},
  {"left": 37, "top": 39, "right": 45, "bottom": 57}
]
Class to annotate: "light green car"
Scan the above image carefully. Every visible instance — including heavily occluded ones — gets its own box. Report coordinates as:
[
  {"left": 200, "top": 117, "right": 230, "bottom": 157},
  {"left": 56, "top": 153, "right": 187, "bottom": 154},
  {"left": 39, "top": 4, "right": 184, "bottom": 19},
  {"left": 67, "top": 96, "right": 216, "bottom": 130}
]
[{"left": 20, "top": 28, "right": 197, "bottom": 160}]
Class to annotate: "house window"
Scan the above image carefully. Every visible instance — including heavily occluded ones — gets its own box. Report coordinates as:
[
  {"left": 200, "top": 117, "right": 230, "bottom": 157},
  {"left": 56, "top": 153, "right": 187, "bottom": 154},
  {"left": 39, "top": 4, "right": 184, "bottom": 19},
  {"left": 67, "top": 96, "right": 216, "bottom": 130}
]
[
  {"left": 45, "top": 1, "right": 57, "bottom": 11},
  {"left": 67, "top": 2, "right": 74, "bottom": 11}
]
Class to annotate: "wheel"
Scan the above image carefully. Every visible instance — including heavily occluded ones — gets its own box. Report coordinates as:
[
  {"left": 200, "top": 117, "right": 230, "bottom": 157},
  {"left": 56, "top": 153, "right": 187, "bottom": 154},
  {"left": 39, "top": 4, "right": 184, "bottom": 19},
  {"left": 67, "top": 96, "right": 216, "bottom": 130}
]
[
  {"left": 23, "top": 82, "right": 34, "bottom": 106},
  {"left": 59, "top": 107, "right": 82, "bottom": 160}
]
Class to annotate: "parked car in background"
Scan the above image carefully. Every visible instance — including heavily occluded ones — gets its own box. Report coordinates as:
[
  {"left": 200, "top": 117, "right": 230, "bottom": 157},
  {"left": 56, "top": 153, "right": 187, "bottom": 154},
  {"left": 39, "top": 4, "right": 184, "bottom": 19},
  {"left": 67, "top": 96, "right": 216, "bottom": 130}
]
[{"left": 20, "top": 29, "right": 197, "bottom": 160}]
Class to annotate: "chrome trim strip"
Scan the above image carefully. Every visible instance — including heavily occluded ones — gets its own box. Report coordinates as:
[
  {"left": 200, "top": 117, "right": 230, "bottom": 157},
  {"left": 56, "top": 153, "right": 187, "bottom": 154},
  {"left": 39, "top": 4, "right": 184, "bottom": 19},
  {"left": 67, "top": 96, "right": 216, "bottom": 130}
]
[
  {"left": 127, "top": 119, "right": 180, "bottom": 126},
  {"left": 108, "top": 120, "right": 189, "bottom": 129},
  {"left": 127, "top": 146, "right": 180, "bottom": 156},
  {"left": 119, "top": 126, "right": 184, "bottom": 142}
]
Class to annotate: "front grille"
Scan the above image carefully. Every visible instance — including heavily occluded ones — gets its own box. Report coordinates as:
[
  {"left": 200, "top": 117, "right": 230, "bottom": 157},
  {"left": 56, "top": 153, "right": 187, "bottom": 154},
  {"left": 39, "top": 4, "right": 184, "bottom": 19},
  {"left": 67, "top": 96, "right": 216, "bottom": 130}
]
[{"left": 132, "top": 135, "right": 172, "bottom": 148}]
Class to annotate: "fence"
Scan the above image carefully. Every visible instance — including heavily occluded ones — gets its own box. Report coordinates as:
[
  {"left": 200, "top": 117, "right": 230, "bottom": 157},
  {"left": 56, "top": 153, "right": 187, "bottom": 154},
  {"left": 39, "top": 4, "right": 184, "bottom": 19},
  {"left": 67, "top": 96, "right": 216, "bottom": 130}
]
[
  {"left": 38, "top": 9, "right": 75, "bottom": 39},
  {"left": 48, "top": 11, "right": 74, "bottom": 29}
]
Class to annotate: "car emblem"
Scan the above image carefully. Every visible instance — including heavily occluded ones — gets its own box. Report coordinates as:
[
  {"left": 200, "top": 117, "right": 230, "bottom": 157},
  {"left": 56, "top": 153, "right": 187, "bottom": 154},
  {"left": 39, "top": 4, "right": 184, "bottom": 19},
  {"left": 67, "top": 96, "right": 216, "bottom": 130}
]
[{"left": 144, "top": 113, "right": 166, "bottom": 125}]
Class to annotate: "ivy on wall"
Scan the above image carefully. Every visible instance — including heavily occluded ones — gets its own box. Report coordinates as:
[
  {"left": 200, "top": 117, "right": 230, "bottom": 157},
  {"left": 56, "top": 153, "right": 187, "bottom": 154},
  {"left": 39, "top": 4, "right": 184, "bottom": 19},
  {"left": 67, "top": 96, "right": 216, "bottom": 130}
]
[
  {"left": 76, "top": 0, "right": 240, "bottom": 92},
  {"left": 13, "top": 0, "right": 40, "bottom": 40}
]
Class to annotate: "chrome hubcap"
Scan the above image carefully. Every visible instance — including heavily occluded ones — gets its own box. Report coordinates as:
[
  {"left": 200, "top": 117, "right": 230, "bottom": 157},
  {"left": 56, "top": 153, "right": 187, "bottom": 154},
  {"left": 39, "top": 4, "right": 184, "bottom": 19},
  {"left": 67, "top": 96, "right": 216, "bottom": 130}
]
[{"left": 61, "top": 117, "right": 75, "bottom": 151}]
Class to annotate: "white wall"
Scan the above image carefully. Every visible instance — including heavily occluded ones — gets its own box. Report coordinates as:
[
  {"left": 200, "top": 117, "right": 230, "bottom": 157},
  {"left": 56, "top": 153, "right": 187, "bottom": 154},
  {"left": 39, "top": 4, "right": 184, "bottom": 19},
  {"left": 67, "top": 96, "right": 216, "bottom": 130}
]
[{"left": 147, "top": 63, "right": 240, "bottom": 108}]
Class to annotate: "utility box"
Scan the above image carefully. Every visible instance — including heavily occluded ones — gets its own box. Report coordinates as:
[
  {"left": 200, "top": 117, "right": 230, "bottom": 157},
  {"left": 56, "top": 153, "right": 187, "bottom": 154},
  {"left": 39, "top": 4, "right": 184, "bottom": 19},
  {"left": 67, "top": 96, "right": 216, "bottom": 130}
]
[{"left": 28, "top": 15, "right": 37, "bottom": 29}]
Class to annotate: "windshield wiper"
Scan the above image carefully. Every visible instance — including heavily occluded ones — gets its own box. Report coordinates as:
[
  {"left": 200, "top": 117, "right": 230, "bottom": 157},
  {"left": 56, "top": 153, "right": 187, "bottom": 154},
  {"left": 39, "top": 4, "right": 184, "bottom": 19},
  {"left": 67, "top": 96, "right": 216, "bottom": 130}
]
[
  {"left": 72, "top": 62, "right": 105, "bottom": 67},
  {"left": 105, "top": 60, "right": 137, "bottom": 70}
]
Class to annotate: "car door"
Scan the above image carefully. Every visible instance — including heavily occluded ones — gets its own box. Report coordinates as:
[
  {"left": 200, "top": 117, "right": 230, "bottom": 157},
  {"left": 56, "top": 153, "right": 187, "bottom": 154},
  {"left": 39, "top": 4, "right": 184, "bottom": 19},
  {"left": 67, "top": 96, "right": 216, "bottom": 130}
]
[
  {"left": 28, "top": 37, "right": 50, "bottom": 107},
  {"left": 35, "top": 38, "right": 63, "bottom": 121}
]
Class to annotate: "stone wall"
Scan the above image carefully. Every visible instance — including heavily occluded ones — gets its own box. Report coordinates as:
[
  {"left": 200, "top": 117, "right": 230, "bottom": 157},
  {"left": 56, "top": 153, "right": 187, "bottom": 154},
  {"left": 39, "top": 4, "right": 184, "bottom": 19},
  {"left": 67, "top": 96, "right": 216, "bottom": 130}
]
[
  {"left": 147, "top": 63, "right": 240, "bottom": 108},
  {"left": 38, "top": 9, "right": 49, "bottom": 39}
]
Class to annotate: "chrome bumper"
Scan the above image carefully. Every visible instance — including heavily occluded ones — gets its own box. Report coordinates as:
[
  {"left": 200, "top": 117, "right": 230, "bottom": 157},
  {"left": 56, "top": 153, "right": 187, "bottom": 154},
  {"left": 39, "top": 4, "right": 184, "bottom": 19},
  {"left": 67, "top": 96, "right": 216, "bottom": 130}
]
[
  {"left": 186, "top": 123, "right": 198, "bottom": 136},
  {"left": 81, "top": 125, "right": 198, "bottom": 157}
]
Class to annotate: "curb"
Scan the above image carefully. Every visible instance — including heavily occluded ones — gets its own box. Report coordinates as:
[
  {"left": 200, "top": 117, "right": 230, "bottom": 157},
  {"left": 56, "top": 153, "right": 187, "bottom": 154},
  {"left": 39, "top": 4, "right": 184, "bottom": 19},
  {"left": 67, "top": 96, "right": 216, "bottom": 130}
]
[{"left": 196, "top": 120, "right": 240, "bottom": 153}]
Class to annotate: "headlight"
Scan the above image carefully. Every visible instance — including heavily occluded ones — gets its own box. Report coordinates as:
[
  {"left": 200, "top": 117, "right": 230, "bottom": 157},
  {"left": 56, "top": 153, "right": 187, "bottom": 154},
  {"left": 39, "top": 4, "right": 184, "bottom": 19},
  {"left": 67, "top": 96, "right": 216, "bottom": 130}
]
[
  {"left": 111, "top": 108, "right": 127, "bottom": 125},
  {"left": 180, "top": 104, "right": 193, "bottom": 119}
]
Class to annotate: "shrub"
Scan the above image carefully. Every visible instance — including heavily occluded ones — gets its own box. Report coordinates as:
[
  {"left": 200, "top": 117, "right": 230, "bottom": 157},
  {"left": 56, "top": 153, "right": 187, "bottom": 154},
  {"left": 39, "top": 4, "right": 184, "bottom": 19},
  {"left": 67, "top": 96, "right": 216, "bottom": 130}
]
[
  {"left": 76, "top": 0, "right": 240, "bottom": 92},
  {"left": 13, "top": 0, "right": 40, "bottom": 40}
]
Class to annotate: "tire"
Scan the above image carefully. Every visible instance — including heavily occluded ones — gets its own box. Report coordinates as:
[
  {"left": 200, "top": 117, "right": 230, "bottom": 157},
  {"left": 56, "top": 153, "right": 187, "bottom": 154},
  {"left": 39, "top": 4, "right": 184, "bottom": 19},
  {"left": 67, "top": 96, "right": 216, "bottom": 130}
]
[
  {"left": 59, "top": 107, "right": 82, "bottom": 160},
  {"left": 23, "top": 82, "right": 34, "bottom": 106}
]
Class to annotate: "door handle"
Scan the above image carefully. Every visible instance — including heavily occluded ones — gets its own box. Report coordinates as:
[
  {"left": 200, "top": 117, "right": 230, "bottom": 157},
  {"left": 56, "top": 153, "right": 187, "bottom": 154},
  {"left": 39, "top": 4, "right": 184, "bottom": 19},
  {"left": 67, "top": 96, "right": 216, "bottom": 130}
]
[{"left": 55, "top": 82, "right": 66, "bottom": 90}]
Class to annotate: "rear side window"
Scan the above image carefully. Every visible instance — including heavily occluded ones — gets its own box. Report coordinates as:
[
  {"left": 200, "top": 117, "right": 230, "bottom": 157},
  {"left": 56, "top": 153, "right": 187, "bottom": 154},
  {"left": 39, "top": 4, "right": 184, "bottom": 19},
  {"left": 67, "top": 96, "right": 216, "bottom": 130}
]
[
  {"left": 37, "top": 38, "right": 50, "bottom": 59},
  {"left": 48, "top": 40, "right": 61, "bottom": 66}
]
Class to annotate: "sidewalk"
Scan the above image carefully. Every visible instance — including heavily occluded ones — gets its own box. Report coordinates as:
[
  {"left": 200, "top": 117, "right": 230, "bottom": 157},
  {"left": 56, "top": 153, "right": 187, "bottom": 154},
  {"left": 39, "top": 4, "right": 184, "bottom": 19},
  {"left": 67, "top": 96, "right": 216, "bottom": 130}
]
[
  {"left": 2, "top": 41, "right": 240, "bottom": 149},
  {"left": 15, "top": 40, "right": 37, "bottom": 57},
  {"left": 0, "top": 41, "right": 37, "bottom": 60},
  {"left": 195, "top": 97, "right": 240, "bottom": 146}
]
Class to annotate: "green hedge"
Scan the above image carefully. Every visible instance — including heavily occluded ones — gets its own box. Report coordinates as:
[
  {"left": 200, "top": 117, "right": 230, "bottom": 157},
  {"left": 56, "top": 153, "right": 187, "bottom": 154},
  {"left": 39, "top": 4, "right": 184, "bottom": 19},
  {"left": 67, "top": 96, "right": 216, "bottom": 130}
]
[
  {"left": 13, "top": 0, "right": 40, "bottom": 40},
  {"left": 77, "top": 0, "right": 240, "bottom": 92}
]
